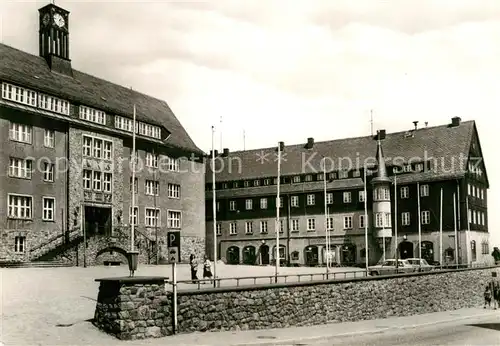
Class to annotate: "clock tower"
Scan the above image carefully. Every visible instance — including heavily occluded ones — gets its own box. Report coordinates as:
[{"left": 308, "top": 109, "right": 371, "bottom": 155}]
[{"left": 38, "top": 3, "right": 72, "bottom": 75}]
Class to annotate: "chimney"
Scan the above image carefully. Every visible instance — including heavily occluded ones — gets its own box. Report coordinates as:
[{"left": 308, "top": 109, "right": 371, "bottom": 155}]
[
  {"left": 425, "top": 122, "right": 428, "bottom": 128},
  {"left": 214, "top": 150, "right": 219, "bottom": 157},
  {"left": 413, "top": 121, "right": 418, "bottom": 130},
  {"left": 306, "top": 137, "right": 314, "bottom": 149},
  {"left": 278, "top": 141, "right": 285, "bottom": 151},
  {"left": 209, "top": 150, "right": 213, "bottom": 157},
  {"left": 451, "top": 117, "right": 461, "bottom": 127},
  {"left": 377, "top": 130, "right": 386, "bottom": 140},
  {"left": 223, "top": 148, "right": 229, "bottom": 156}
]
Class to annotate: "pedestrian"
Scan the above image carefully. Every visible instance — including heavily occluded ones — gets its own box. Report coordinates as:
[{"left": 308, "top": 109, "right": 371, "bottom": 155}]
[
  {"left": 189, "top": 254, "right": 198, "bottom": 283},
  {"left": 484, "top": 284, "right": 492, "bottom": 309},
  {"left": 493, "top": 282, "right": 500, "bottom": 310},
  {"left": 203, "top": 256, "right": 213, "bottom": 281}
]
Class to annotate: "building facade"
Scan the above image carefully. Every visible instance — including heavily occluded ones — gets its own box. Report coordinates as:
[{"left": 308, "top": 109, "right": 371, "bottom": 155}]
[
  {"left": 0, "top": 3, "right": 205, "bottom": 265},
  {"left": 206, "top": 118, "right": 491, "bottom": 267}
]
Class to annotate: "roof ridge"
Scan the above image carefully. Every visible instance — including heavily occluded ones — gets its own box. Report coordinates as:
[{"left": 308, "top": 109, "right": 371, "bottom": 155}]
[{"left": 226, "top": 120, "right": 475, "bottom": 155}]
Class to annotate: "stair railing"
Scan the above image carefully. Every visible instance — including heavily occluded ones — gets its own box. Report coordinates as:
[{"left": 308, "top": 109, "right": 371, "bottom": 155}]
[{"left": 29, "top": 226, "right": 81, "bottom": 254}]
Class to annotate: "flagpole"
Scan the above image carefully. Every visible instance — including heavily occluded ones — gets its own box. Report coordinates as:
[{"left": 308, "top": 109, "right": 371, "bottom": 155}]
[
  {"left": 417, "top": 182, "right": 422, "bottom": 270},
  {"left": 131, "top": 104, "right": 136, "bottom": 253},
  {"left": 275, "top": 142, "right": 281, "bottom": 283},
  {"left": 364, "top": 165, "right": 369, "bottom": 274},
  {"left": 394, "top": 173, "right": 398, "bottom": 272},
  {"left": 439, "top": 188, "right": 443, "bottom": 269},
  {"left": 212, "top": 126, "right": 217, "bottom": 287},
  {"left": 466, "top": 194, "right": 471, "bottom": 266},
  {"left": 323, "top": 157, "right": 329, "bottom": 278},
  {"left": 453, "top": 192, "right": 458, "bottom": 268}
]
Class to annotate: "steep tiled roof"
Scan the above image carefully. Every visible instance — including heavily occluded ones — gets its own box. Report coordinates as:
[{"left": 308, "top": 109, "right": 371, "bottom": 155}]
[
  {"left": 207, "top": 120, "right": 476, "bottom": 183},
  {"left": 0, "top": 43, "right": 203, "bottom": 155}
]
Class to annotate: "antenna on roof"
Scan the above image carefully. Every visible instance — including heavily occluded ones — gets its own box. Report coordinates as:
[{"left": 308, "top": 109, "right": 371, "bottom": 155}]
[
  {"left": 219, "top": 116, "right": 223, "bottom": 152},
  {"left": 370, "top": 109, "right": 374, "bottom": 136},
  {"left": 243, "top": 129, "right": 246, "bottom": 151}
]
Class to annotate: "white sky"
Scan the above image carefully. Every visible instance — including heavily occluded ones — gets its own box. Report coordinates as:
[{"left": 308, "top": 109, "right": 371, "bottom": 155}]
[{"left": 1, "top": 0, "right": 499, "bottom": 247}]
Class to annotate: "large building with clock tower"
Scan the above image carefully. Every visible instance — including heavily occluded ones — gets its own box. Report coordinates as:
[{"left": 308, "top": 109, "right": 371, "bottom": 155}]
[{"left": 0, "top": 3, "right": 206, "bottom": 266}]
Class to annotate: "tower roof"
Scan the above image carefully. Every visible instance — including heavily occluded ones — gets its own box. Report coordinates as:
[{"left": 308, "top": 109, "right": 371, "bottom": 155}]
[{"left": 371, "top": 139, "right": 391, "bottom": 184}]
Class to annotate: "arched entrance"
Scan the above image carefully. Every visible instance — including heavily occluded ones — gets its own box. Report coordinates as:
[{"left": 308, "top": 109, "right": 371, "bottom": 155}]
[
  {"left": 341, "top": 244, "right": 356, "bottom": 265},
  {"left": 421, "top": 241, "right": 434, "bottom": 263},
  {"left": 304, "top": 245, "right": 319, "bottom": 266},
  {"left": 260, "top": 244, "right": 270, "bottom": 265},
  {"left": 399, "top": 241, "right": 414, "bottom": 259},
  {"left": 95, "top": 246, "right": 128, "bottom": 265},
  {"left": 226, "top": 246, "right": 240, "bottom": 264},
  {"left": 243, "top": 246, "right": 256, "bottom": 265}
]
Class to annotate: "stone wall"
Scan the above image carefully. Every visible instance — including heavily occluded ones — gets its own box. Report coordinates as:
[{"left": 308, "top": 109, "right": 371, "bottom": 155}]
[
  {"left": 93, "top": 277, "right": 171, "bottom": 340},
  {"left": 94, "top": 266, "right": 500, "bottom": 340}
]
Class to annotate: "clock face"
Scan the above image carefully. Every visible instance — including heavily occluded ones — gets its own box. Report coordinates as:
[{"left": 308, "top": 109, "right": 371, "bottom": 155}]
[
  {"left": 54, "top": 13, "right": 65, "bottom": 28},
  {"left": 42, "top": 13, "right": 50, "bottom": 26}
]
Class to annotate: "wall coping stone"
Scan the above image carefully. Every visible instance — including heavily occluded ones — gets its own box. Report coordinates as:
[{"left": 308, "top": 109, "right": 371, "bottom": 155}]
[
  {"left": 95, "top": 276, "right": 168, "bottom": 284},
  {"left": 176, "top": 265, "right": 499, "bottom": 295}
]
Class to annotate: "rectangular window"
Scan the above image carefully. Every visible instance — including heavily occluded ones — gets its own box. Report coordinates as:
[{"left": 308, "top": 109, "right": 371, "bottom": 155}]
[
  {"left": 278, "top": 197, "right": 284, "bottom": 208},
  {"left": 358, "top": 191, "right": 365, "bottom": 202},
  {"left": 385, "top": 213, "right": 392, "bottom": 227},
  {"left": 9, "top": 157, "right": 32, "bottom": 179},
  {"left": 343, "top": 192, "right": 351, "bottom": 203},
  {"left": 245, "top": 199, "right": 253, "bottom": 210},
  {"left": 402, "top": 212, "right": 410, "bottom": 226},
  {"left": 216, "top": 223, "right": 222, "bottom": 236},
  {"left": 38, "top": 93, "right": 69, "bottom": 115},
  {"left": 468, "top": 183, "right": 471, "bottom": 196},
  {"left": 305, "top": 175, "right": 312, "bottom": 182},
  {"left": 421, "top": 210, "right": 430, "bottom": 224},
  {"left": 326, "top": 193, "right": 333, "bottom": 204},
  {"left": 245, "top": 221, "right": 253, "bottom": 234},
  {"left": 307, "top": 194, "right": 315, "bottom": 205},
  {"left": 146, "top": 152, "right": 158, "bottom": 168},
  {"left": 83, "top": 170, "right": 92, "bottom": 190},
  {"left": 482, "top": 212, "right": 485, "bottom": 226},
  {"left": 103, "top": 141, "right": 112, "bottom": 160},
  {"left": 307, "top": 218, "right": 316, "bottom": 231},
  {"left": 44, "top": 129, "right": 55, "bottom": 148},
  {"left": 9, "top": 122, "right": 32, "bottom": 144},
  {"left": 130, "top": 177, "right": 138, "bottom": 194},
  {"left": 473, "top": 210, "right": 477, "bottom": 224},
  {"left": 82, "top": 136, "right": 112, "bottom": 159},
  {"left": 103, "top": 173, "right": 112, "bottom": 193},
  {"left": 167, "top": 183, "right": 180, "bottom": 198},
  {"left": 401, "top": 186, "right": 409, "bottom": 199},
  {"left": 291, "top": 196, "right": 299, "bottom": 207},
  {"left": 375, "top": 213, "right": 384, "bottom": 227},
  {"left": 292, "top": 176, "right": 301, "bottom": 183},
  {"left": 14, "top": 236, "right": 26, "bottom": 253},
  {"left": 229, "top": 200, "right": 236, "bottom": 211},
  {"left": 420, "top": 184, "right": 429, "bottom": 197},
  {"left": 42, "top": 197, "right": 55, "bottom": 221},
  {"left": 229, "top": 222, "right": 237, "bottom": 235},
  {"left": 167, "top": 156, "right": 180, "bottom": 171},
  {"left": 145, "top": 208, "right": 160, "bottom": 227},
  {"left": 291, "top": 219, "right": 299, "bottom": 232},
  {"left": 329, "top": 172, "right": 337, "bottom": 180},
  {"left": 343, "top": 216, "right": 353, "bottom": 229},
  {"left": 359, "top": 215, "right": 365, "bottom": 228},
  {"left": 8, "top": 194, "right": 32, "bottom": 219},
  {"left": 129, "top": 207, "right": 138, "bottom": 225},
  {"left": 254, "top": 179, "right": 260, "bottom": 187},
  {"left": 167, "top": 210, "right": 181, "bottom": 228},
  {"left": 279, "top": 219, "right": 284, "bottom": 233},
  {"left": 145, "top": 180, "right": 160, "bottom": 196},
  {"left": 2, "top": 83, "right": 37, "bottom": 107},
  {"left": 93, "top": 138, "right": 102, "bottom": 158},
  {"left": 83, "top": 136, "right": 92, "bottom": 156},
  {"left": 339, "top": 170, "right": 349, "bottom": 179},
  {"left": 43, "top": 162, "right": 54, "bottom": 182},
  {"left": 79, "top": 105, "right": 106, "bottom": 125},
  {"left": 481, "top": 189, "right": 484, "bottom": 200},
  {"left": 263, "top": 179, "right": 270, "bottom": 186},
  {"left": 317, "top": 173, "right": 324, "bottom": 181},
  {"left": 260, "top": 198, "right": 267, "bottom": 209},
  {"left": 93, "top": 171, "right": 102, "bottom": 191},
  {"left": 327, "top": 217, "right": 334, "bottom": 230},
  {"left": 260, "top": 221, "right": 268, "bottom": 233}
]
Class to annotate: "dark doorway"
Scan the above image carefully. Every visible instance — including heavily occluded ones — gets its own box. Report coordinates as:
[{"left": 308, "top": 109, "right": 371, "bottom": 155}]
[
  {"left": 399, "top": 241, "right": 414, "bottom": 259},
  {"left": 341, "top": 244, "right": 356, "bottom": 265},
  {"left": 260, "top": 245, "right": 270, "bottom": 265},
  {"left": 84, "top": 206, "right": 111, "bottom": 237},
  {"left": 421, "top": 241, "right": 434, "bottom": 263},
  {"left": 243, "top": 246, "right": 256, "bottom": 265},
  {"left": 305, "top": 245, "right": 319, "bottom": 266},
  {"left": 226, "top": 246, "right": 240, "bottom": 264}
]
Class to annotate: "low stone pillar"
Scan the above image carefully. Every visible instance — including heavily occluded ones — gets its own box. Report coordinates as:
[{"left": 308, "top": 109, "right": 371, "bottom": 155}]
[{"left": 93, "top": 276, "right": 172, "bottom": 340}]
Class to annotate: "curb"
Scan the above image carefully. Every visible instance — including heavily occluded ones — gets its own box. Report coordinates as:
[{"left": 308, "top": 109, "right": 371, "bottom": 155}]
[{"left": 229, "top": 310, "right": 499, "bottom": 346}]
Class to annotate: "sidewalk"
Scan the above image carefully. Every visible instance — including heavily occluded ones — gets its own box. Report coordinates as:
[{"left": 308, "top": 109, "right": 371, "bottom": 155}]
[{"left": 135, "top": 307, "right": 499, "bottom": 346}]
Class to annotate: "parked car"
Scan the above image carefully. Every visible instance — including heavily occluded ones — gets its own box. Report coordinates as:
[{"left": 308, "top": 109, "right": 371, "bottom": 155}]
[
  {"left": 406, "top": 258, "right": 434, "bottom": 272},
  {"left": 368, "top": 259, "right": 416, "bottom": 276}
]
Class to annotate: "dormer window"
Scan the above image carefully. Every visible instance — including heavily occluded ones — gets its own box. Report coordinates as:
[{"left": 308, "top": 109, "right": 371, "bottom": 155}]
[
  {"left": 305, "top": 175, "right": 312, "bottom": 182},
  {"left": 244, "top": 181, "right": 250, "bottom": 188},
  {"left": 339, "top": 170, "right": 348, "bottom": 179},
  {"left": 254, "top": 180, "right": 260, "bottom": 187},
  {"left": 263, "top": 178, "right": 270, "bottom": 186},
  {"left": 79, "top": 105, "right": 106, "bottom": 125},
  {"left": 292, "top": 176, "right": 301, "bottom": 183},
  {"left": 233, "top": 181, "right": 239, "bottom": 188}
]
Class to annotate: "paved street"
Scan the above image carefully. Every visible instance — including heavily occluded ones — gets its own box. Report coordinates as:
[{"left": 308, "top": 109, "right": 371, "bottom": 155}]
[
  {"left": 308, "top": 313, "right": 500, "bottom": 346},
  {"left": 0, "top": 264, "right": 362, "bottom": 346}
]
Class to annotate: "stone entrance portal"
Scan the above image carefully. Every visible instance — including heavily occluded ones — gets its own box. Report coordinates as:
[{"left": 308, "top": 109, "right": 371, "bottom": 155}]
[{"left": 84, "top": 206, "right": 111, "bottom": 237}]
